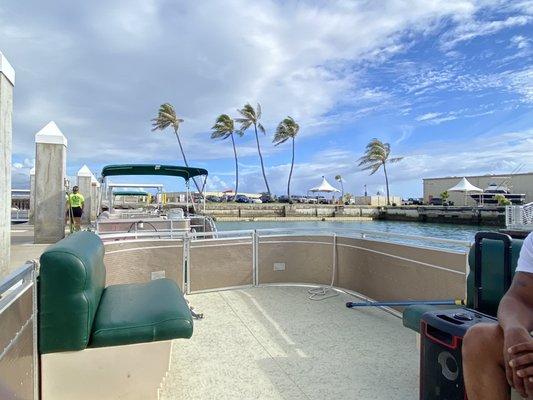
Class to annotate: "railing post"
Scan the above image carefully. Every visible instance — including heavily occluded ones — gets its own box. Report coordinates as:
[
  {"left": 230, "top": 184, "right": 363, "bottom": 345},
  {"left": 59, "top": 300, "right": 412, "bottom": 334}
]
[
  {"left": 182, "top": 233, "right": 191, "bottom": 294},
  {"left": 31, "top": 261, "right": 38, "bottom": 400},
  {"left": 332, "top": 233, "right": 337, "bottom": 285},
  {"left": 253, "top": 229, "right": 258, "bottom": 286}
]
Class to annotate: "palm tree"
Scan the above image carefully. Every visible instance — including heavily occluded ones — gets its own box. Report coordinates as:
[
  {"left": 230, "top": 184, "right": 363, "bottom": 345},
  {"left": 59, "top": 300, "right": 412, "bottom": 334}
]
[
  {"left": 236, "top": 103, "right": 271, "bottom": 196},
  {"left": 335, "top": 175, "right": 344, "bottom": 201},
  {"left": 358, "top": 139, "right": 403, "bottom": 205},
  {"left": 211, "top": 114, "right": 241, "bottom": 199},
  {"left": 273, "top": 117, "right": 300, "bottom": 200},
  {"left": 151, "top": 103, "right": 202, "bottom": 194}
]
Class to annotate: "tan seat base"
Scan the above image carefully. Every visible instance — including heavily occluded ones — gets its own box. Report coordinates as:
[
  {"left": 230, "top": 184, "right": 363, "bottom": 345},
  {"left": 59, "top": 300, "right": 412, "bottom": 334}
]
[{"left": 41, "top": 340, "right": 172, "bottom": 400}]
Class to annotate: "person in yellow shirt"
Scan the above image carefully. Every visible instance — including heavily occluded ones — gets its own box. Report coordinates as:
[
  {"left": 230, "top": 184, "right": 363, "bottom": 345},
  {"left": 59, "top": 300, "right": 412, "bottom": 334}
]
[{"left": 67, "top": 186, "right": 85, "bottom": 231}]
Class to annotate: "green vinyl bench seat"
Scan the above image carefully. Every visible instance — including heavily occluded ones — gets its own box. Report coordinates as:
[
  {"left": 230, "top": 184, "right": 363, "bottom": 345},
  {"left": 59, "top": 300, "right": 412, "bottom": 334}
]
[
  {"left": 402, "top": 237, "right": 523, "bottom": 333},
  {"left": 90, "top": 279, "right": 192, "bottom": 348},
  {"left": 38, "top": 231, "right": 193, "bottom": 354}
]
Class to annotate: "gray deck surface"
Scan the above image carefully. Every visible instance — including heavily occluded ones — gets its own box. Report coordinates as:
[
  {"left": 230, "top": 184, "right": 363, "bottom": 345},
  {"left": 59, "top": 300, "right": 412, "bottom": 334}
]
[{"left": 160, "top": 286, "right": 418, "bottom": 400}]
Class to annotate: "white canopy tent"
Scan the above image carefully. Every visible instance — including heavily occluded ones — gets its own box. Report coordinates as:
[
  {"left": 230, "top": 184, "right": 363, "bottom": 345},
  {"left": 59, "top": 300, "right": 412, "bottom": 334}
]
[
  {"left": 308, "top": 176, "right": 340, "bottom": 201},
  {"left": 447, "top": 177, "right": 483, "bottom": 206}
]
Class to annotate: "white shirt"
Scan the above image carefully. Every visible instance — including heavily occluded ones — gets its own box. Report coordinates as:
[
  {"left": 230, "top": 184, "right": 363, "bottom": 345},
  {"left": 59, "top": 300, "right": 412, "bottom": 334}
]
[{"left": 516, "top": 232, "right": 533, "bottom": 273}]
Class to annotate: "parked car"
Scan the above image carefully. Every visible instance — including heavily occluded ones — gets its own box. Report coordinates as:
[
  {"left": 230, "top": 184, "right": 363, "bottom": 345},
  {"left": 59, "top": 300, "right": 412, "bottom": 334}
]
[
  {"left": 206, "top": 195, "right": 221, "bottom": 202},
  {"left": 235, "top": 195, "right": 252, "bottom": 203},
  {"left": 428, "top": 197, "right": 443, "bottom": 206},
  {"left": 260, "top": 193, "right": 276, "bottom": 203},
  {"left": 250, "top": 198, "right": 262, "bottom": 204},
  {"left": 292, "top": 196, "right": 307, "bottom": 203},
  {"left": 278, "top": 195, "right": 291, "bottom": 203},
  {"left": 306, "top": 197, "right": 318, "bottom": 204}
]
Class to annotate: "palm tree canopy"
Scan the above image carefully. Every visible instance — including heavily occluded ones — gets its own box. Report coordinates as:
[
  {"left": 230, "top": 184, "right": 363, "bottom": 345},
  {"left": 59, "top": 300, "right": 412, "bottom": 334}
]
[
  {"left": 273, "top": 116, "right": 299, "bottom": 146},
  {"left": 236, "top": 103, "right": 265, "bottom": 134},
  {"left": 151, "top": 103, "right": 184, "bottom": 132},
  {"left": 211, "top": 114, "right": 237, "bottom": 140},
  {"left": 357, "top": 138, "right": 403, "bottom": 175},
  {"left": 335, "top": 175, "right": 342, "bottom": 181}
]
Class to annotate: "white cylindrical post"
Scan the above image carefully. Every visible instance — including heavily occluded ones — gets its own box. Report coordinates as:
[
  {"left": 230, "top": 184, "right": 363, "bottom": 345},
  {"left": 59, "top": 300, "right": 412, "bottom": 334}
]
[
  {"left": 0, "top": 51, "right": 15, "bottom": 277},
  {"left": 76, "top": 165, "right": 92, "bottom": 224},
  {"left": 90, "top": 174, "right": 100, "bottom": 221},
  {"left": 34, "top": 121, "right": 68, "bottom": 244},
  {"left": 29, "top": 167, "right": 35, "bottom": 224}
]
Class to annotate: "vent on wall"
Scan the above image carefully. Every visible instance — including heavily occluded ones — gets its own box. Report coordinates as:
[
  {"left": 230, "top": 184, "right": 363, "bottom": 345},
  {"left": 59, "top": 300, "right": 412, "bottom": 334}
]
[{"left": 273, "top": 263, "right": 285, "bottom": 271}]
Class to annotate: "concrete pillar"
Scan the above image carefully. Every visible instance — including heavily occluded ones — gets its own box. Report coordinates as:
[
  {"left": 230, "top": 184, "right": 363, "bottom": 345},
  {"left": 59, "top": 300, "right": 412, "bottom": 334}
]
[
  {"left": 77, "top": 165, "right": 92, "bottom": 224},
  {"left": 29, "top": 167, "right": 35, "bottom": 224},
  {"left": 0, "top": 51, "right": 15, "bottom": 278},
  {"left": 90, "top": 174, "right": 100, "bottom": 221},
  {"left": 34, "top": 121, "right": 67, "bottom": 244}
]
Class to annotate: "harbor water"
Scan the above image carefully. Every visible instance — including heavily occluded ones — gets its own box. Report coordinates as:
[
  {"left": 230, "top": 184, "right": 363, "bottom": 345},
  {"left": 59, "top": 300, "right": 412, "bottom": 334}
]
[{"left": 216, "top": 220, "right": 498, "bottom": 251}]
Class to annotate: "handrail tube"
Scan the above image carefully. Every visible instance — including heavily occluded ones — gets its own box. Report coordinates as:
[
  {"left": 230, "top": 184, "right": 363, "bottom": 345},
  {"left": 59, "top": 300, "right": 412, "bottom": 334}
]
[
  {"left": 0, "top": 262, "right": 35, "bottom": 296},
  {"left": 253, "top": 227, "right": 471, "bottom": 247}
]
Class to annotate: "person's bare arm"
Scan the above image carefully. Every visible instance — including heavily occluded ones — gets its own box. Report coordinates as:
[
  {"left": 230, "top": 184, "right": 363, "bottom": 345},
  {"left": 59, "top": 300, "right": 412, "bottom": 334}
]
[
  {"left": 499, "top": 272, "right": 533, "bottom": 333},
  {"left": 498, "top": 272, "right": 533, "bottom": 396}
]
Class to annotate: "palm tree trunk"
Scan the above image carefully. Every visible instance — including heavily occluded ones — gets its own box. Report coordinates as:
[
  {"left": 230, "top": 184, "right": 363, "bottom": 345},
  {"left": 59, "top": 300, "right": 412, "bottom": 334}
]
[
  {"left": 174, "top": 129, "right": 202, "bottom": 195},
  {"left": 253, "top": 123, "right": 271, "bottom": 196},
  {"left": 340, "top": 181, "right": 344, "bottom": 201},
  {"left": 383, "top": 161, "right": 390, "bottom": 205},
  {"left": 231, "top": 132, "right": 239, "bottom": 198},
  {"left": 287, "top": 137, "right": 295, "bottom": 200}
]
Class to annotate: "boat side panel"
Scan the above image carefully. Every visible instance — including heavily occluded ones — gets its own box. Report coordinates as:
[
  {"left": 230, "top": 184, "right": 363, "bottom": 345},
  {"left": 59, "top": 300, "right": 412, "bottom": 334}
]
[
  {"left": 258, "top": 235, "right": 334, "bottom": 286},
  {"left": 336, "top": 237, "right": 466, "bottom": 302},
  {"left": 189, "top": 239, "right": 253, "bottom": 292},
  {"left": 0, "top": 288, "right": 35, "bottom": 400},
  {"left": 104, "top": 240, "right": 184, "bottom": 291}
]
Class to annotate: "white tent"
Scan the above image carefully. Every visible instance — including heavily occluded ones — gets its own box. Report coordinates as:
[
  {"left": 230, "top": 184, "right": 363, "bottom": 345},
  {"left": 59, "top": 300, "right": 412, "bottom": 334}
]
[
  {"left": 447, "top": 177, "right": 483, "bottom": 206},
  {"left": 309, "top": 176, "right": 341, "bottom": 193}
]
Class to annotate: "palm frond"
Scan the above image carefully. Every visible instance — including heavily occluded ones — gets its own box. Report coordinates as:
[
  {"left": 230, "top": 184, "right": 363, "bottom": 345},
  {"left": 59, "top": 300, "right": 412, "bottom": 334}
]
[
  {"left": 273, "top": 116, "right": 299, "bottom": 145},
  {"left": 211, "top": 114, "right": 234, "bottom": 140},
  {"left": 152, "top": 103, "right": 183, "bottom": 132},
  {"left": 258, "top": 122, "right": 266, "bottom": 135},
  {"left": 388, "top": 157, "right": 403, "bottom": 163}
]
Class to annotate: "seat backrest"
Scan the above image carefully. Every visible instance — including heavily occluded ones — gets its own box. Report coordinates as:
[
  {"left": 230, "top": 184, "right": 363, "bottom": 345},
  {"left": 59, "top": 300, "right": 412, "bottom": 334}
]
[
  {"left": 466, "top": 238, "right": 523, "bottom": 316},
  {"left": 39, "top": 231, "right": 106, "bottom": 354}
]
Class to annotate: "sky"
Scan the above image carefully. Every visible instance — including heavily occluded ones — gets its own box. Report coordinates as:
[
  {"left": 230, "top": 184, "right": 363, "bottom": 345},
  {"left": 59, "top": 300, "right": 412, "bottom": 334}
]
[{"left": 2, "top": 0, "right": 532, "bottom": 197}]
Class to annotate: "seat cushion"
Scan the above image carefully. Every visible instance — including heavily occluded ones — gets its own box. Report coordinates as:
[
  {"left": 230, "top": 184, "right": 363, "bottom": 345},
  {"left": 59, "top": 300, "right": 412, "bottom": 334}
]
[
  {"left": 39, "top": 231, "right": 106, "bottom": 354},
  {"left": 89, "top": 278, "right": 193, "bottom": 348},
  {"left": 403, "top": 305, "right": 460, "bottom": 333}
]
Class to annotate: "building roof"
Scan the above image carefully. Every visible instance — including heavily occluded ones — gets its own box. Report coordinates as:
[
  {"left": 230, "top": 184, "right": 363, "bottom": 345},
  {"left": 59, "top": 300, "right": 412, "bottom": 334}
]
[{"left": 423, "top": 172, "right": 533, "bottom": 181}]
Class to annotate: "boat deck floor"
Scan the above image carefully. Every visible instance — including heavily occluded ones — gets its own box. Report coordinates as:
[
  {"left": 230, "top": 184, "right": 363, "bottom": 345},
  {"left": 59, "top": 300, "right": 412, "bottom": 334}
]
[{"left": 160, "top": 286, "right": 418, "bottom": 400}]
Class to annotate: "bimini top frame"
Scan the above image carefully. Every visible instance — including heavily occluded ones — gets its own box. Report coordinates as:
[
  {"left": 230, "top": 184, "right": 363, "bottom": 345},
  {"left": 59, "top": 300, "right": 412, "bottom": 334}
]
[
  {"left": 100, "top": 164, "right": 209, "bottom": 215},
  {"left": 101, "top": 164, "right": 208, "bottom": 180},
  {"left": 112, "top": 190, "right": 150, "bottom": 196}
]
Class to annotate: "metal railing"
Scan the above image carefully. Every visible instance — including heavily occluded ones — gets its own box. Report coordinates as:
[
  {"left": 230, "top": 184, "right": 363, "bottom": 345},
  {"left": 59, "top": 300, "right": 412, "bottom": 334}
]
[
  {"left": 11, "top": 209, "right": 29, "bottom": 222},
  {"left": 506, "top": 202, "right": 533, "bottom": 230},
  {"left": 181, "top": 228, "right": 470, "bottom": 297},
  {"left": 0, "top": 261, "right": 39, "bottom": 400}
]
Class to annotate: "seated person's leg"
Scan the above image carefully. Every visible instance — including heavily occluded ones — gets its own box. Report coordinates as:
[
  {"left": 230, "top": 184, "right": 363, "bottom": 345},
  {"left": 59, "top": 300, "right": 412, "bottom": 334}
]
[{"left": 463, "top": 323, "right": 510, "bottom": 400}]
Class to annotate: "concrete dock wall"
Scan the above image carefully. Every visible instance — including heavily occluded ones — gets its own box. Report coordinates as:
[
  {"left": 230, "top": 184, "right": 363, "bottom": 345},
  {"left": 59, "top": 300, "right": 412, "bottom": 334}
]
[
  {"left": 199, "top": 203, "right": 505, "bottom": 226},
  {"left": 202, "top": 204, "right": 380, "bottom": 220},
  {"left": 376, "top": 206, "right": 505, "bottom": 226}
]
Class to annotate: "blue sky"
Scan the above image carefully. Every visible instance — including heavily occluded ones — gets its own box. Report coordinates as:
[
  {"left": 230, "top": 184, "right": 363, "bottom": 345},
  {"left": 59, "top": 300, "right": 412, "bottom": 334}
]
[{"left": 2, "top": 0, "right": 532, "bottom": 197}]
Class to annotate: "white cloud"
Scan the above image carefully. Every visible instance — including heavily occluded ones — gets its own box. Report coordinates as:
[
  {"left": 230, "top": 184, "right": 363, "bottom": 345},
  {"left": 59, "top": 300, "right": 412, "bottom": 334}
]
[
  {"left": 441, "top": 15, "right": 532, "bottom": 50},
  {"left": 416, "top": 112, "right": 442, "bottom": 121},
  {"left": 0, "top": 0, "right": 484, "bottom": 164},
  {"left": 510, "top": 35, "right": 530, "bottom": 49},
  {"left": 1, "top": 0, "right": 531, "bottom": 194}
]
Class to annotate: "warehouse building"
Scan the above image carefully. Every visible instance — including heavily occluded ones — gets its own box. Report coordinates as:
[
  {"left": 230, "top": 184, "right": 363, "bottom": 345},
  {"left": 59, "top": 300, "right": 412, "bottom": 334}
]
[{"left": 423, "top": 172, "right": 533, "bottom": 206}]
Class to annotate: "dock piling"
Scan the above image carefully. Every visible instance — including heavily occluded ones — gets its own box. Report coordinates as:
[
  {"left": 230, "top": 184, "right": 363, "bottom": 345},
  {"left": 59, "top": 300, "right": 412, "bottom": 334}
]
[
  {"left": 34, "top": 122, "right": 68, "bottom": 244},
  {"left": 0, "top": 51, "right": 15, "bottom": 278}
]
